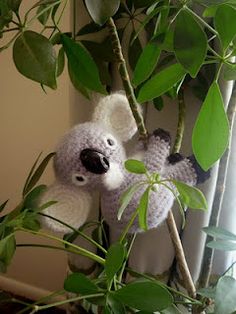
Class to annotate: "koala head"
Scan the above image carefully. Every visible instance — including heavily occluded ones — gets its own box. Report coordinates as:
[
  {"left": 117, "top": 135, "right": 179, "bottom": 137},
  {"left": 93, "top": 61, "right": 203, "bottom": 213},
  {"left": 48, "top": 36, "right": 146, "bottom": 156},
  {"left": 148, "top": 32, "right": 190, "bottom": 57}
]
[{"left": 54, "top": 93, "right": 140, "bottom": 191}]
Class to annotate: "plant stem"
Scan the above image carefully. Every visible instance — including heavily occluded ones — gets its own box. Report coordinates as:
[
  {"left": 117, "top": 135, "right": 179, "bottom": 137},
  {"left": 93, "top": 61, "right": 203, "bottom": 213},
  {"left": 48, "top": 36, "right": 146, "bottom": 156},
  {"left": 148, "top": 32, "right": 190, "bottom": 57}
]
[
  {"left": 166, "top": 89, "right": 196, "bottom": 299},
  {"left": 16, "top": 243, "right": 96, "bottom": 257},
  {"left": 106, "top": 17, "right": 148, "bottom": 141},
  {"left": 107, "top": 16, "right": 196, "bottom": 299},
  {"left": 17, "top": 290, "right": 65, "bottom": 314},
  {"left": 18, "top": 227, "right": 105, "bottom": 265},
  {"left": 0, "top": 27, "right": 19, "bottom": 34},
  {"left": 29, "top": 293, "right": 104, "bottom": 312},
  {"left": 119, "top": 208, "right": 139, "bottom": 243},
  {"left": 26, "top": 0, "right": 62, "bottom": 26},
  {"left": 118, "top": 233, "right": 137, "bottom": 282},
  {"left": 199, "top": 82, "right": 236, "bottom": 288},
  {"left": 173, "top": 89, "right": 185, "bottom": 153},
  {"left": 38, "top": 212, "right": 107, "bottom": 253}
]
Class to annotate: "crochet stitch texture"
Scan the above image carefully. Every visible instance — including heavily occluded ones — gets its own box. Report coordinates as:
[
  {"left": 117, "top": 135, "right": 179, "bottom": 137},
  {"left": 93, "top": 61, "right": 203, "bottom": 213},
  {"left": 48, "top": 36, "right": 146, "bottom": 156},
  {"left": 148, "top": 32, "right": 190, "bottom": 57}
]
[{"left": 40, "top": 93, "right": 209, "bottom": 234}]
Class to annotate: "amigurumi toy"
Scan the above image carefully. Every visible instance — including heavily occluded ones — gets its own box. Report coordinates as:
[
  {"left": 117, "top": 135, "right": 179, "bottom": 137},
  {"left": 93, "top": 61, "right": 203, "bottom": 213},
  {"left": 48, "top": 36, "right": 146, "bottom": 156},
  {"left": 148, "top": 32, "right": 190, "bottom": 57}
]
[{"left": 40, "top": 92, "right": 209, "bottom": 235}]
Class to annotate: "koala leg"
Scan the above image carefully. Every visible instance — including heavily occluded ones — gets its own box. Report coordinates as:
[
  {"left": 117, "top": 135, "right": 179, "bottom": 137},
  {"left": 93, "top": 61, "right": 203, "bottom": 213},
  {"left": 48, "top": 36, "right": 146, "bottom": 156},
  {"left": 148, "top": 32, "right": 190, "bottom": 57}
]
[
  {"left": 165, "top": 153, "right": 210, "bottom": 185},
  {"left": 143, "top": 128, "right": 171, "bottom": 173}
]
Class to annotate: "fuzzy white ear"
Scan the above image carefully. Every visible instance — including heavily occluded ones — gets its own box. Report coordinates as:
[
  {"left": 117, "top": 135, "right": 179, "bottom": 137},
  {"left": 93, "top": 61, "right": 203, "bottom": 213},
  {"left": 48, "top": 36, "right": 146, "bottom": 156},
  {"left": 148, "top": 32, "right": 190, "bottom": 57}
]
[
  {"left": 39, "top": 183, "right": 92, "bottom": 234},
  {"left": 92, "top": 92, "right": 140, "bottom": 142}
]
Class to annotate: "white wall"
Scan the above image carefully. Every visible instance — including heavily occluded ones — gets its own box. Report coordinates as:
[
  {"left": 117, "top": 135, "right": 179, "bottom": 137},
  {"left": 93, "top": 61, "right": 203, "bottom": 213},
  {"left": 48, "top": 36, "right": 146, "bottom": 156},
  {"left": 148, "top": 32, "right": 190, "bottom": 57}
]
[{"left": 0, "top": 1, "right": 74, "bottom": 295}]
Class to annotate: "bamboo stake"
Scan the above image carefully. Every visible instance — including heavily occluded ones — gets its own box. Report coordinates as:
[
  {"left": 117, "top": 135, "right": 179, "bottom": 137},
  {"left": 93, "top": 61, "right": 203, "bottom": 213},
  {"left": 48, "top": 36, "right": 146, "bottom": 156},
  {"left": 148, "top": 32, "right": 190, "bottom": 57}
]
[
  {"left": 107, "top": 17, "right": 196, "bottom": 298},
  {"left": 167, "top": 89, "right": 196, "bottom": 299}
]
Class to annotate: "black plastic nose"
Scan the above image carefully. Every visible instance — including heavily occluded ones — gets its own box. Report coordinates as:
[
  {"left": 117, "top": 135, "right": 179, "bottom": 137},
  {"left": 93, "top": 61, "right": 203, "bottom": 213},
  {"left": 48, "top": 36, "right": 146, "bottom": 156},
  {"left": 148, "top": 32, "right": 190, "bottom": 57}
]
[{"left": 80, "top": 149, "right": 110, "bottom": 174}]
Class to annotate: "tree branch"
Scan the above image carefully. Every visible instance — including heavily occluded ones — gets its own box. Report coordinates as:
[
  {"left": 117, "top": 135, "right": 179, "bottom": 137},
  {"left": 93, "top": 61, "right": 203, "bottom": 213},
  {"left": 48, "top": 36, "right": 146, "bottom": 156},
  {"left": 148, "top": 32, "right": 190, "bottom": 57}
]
[
  {"left": 166, "top": 89, "right": 196, "bottom": 299},
  {"left": 106, "top": 18, "right": 148, "bottom": 141},
  {"left": 107, "top": 18, "right": 196, "bottom": 298}
]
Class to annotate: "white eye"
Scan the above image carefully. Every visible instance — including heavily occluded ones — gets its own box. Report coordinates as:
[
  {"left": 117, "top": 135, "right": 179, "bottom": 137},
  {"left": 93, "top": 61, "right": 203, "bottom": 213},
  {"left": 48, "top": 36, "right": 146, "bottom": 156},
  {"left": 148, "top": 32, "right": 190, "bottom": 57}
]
[{"left": 72, "top": 173, "right": 88, "bottom": 186}]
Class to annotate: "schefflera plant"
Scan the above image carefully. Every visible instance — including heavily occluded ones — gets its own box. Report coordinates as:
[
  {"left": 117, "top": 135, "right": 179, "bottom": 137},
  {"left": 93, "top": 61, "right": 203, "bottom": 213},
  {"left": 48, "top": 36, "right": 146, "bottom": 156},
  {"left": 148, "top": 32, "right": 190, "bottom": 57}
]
[
  {"left": 0, "top": 154, "right": 205, "bottom": 313},
  {"left": 118, "top": 159, "right": 207, "bottom": 233},
  {"left": 1, "top": 0, "right": 236, "bottom": 313},
  {"left": 0, "top": 0, "right": 235, "bottom": 170}
]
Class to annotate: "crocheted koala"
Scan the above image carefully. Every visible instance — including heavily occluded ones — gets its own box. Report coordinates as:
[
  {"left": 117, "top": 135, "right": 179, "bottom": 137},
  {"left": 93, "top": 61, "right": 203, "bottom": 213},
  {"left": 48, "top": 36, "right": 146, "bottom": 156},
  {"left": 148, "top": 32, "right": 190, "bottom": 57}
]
[{"left": 40, "top": 93, "right": 209, "bottom": 235}]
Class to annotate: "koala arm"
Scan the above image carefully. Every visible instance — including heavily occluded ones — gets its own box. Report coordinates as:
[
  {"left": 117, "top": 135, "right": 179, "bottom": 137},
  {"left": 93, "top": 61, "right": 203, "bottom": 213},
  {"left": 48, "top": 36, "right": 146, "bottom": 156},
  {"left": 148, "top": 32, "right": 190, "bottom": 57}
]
[
  {"left": 39, "top": 183, "right": 92, "bottom": 234},
  {"left": 143, "top": 129, "right": 171, "bottom": 173},
  {"left": 164, "top": 154, "right": 210, "bottom": 185}
]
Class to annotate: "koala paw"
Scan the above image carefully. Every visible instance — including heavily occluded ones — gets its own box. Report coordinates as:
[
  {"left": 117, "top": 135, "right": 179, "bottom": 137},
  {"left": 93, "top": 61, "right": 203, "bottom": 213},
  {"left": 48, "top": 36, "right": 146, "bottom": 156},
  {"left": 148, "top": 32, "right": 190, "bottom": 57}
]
[
  {"left": 153, "top": 128, "right": 171, "bottom": 143},
  {"left": 168, "top": 153, "right": 184, "bottom": 164},
  {"left": 188, "top": 155, "right": 211, "bottom": 184}
]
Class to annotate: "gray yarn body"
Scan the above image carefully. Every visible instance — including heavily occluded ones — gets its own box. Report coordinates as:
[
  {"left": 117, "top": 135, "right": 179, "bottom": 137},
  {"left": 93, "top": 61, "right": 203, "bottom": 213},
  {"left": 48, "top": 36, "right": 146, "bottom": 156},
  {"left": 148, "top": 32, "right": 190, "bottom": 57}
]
[
  {"left": 101, "top": 134, "right": 197, "bottom": 233},
  {"left": 54, "top": 122, "right": 198, "bottom": 234}
]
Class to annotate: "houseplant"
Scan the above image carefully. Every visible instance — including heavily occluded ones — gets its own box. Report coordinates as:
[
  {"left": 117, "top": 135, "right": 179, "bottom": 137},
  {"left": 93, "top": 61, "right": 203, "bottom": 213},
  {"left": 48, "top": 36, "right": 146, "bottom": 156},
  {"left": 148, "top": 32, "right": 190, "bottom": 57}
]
[{"left": 0, "top": 0, "right": 236, "bottom": 313}]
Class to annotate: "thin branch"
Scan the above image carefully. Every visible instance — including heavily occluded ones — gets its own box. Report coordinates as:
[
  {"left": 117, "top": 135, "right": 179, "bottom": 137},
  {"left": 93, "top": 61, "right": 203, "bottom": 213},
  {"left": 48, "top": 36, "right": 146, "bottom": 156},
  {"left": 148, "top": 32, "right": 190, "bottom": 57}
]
[
  {"left": 165, "top": 89, "right": 196, "bottom": 298},
  {"left": 199, "top": 82, "right": 236, "bottom": 288},
  {"left": 18, "top": 227, "right": 105, "bottom": 265},
  {"left": 38, "top": 212, "right": 107, "bottom": 254},
  {"left": 107, "top": 17, "right": 196, "bottom": 299},
  {"left": 106, "top": 18, "right": 148, "bottom": 141}
]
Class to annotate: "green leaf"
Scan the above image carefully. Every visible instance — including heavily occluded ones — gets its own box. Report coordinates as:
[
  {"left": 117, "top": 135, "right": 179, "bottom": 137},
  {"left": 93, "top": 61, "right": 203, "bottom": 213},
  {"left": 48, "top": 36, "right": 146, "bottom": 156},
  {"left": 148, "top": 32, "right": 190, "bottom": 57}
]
[
  {"left": 224, "top": 63, "right": 236, "bottom": 81},
  {"left": 132, "top": 42, "right": 161, "bottom": 87},
  {"left": 138, "top": 187, "right": 150, "bottom": 231},
  {"left": 105, "top": 242, "right": 126, "bottom": 281},
  {"left": 81, "top": 39, "right": 115, "bottom": 62},
  {"left": 22, "top": 213, "right": 40, "bottom": 231},
  {"left": 84, "top": 0, "right": 120, "bottom": 25},
  {"left": 64, "top": 272, "right": 98, "bottom": 294},
  {"left": 172, "top": 180, "right": 207, "bottom": 210},
  {"left": 56, "top": 47, "right": 65, "bottom": 77},
  {"left": 203, "top": 5, "right": 219, "bottom": 17},
  {"left": 13, "top": 31, "right": 57, "bottom": 89},
  {"left": 203, "top": 226, "right": 236, "bottom": 241},
  {"left": 137, "top": 63, "right": 186, "bottom": 103},
  {"left": 104, "top": 306, "right": 112, "bottom": 314},
  {"left": 114, "top": 281, "right": 173, "bottom": 312},
  {"left": 62, "top": 34, "right": 106, "bottom": 94},
  {"left": 0, "top": 234, "right": 16, "bottom": 271},
  {"left": 23, "top": 152, "right": 43, "bottom": 196},
  {"left": 37, "top": 4, "right": 51, "bottom": 25},
  {"left": 107, "top": 293, "right": 126, "bottom": 314},
  {"left": 118, "top": 183, "right": 143, "bottom": 220},
  {"left": 77, "top": 22, "right": 104, "bottom": 36},
  {"left": 134, "top": 0, "right": 157, "bottom": 8},
  {"left": 0, "top": 0, "right": 13, "bottom": 31},
  {"left": 68, "top": 62, "right": 90, "bottom": 99},
  {"left": 207, "top": 240, "right": 236, "bottom": 251},
  {"left": 7, "top": 0, "right": 22, "bottom": 12},
  {"left": 192, "top": 82, "right": 229, "bottom": 171},
  {"left": 0, "top": 200, "right": 8, "bottom": 213},
  {"left": 125, "top": 159, "right": 147, "bottom": 174},
  {"left": 153, "top": 97, "right": 164, "bottom": 111},
  {"left": 174, "top": 10, "right": 207, "bottom": 78},
  {"left": 215, "top": 276, "right": 236, "bottom": 314},
  {"left": 129, "top": 31, "right": 142, "bottom": 71},
  {"left": 214, "top": 4, "right": 236, "bottom": 50},
  {"left": 23, "top": 152, "right": 55, "bottom": 196},
  {"left": 24, "top": 185, "right": 47, "bottom": 209},
  {"left": 31, "top": 0, "right": 59, "bottom": 9}
]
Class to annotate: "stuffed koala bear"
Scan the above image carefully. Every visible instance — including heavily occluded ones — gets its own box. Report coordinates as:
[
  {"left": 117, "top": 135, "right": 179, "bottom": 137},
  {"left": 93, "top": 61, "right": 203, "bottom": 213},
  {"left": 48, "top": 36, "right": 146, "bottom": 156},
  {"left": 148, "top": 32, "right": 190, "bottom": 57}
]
[{"left": 40, "top": 92, "right": 209, "bottom": 236}]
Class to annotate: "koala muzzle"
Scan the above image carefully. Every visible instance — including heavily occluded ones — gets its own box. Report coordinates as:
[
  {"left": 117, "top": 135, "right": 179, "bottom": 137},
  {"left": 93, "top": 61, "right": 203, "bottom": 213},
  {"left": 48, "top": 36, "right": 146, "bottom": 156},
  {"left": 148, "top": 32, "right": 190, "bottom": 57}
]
[{"left": 80, "top": 149, "right": 110, "bottom": 174}]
